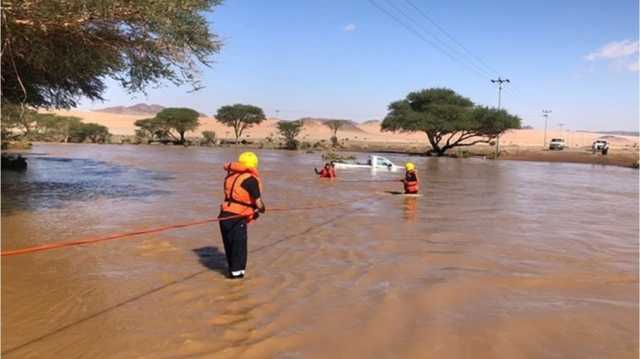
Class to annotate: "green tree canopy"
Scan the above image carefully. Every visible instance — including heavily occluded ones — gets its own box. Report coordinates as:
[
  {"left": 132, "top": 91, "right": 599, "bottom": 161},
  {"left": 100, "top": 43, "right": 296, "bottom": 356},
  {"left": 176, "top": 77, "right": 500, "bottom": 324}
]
[
  {"left": 201, "top": 130, "right": 216, "bottom": 146},
  {"left": 34, "top": 115, "right": 82, "bottom": 142},
  {"left": 134, "top": 107, "right": 200, "bottom": 144},
  {"left": 381, "top": 88, "right": 521, "bottom": 155},
  {"left": 215, "top": 104, "right": 266, "bottom": 143},
  {"left": 276, "top": 120, "right": 304, "bottom": 150},
  {"left": 2, "top": 0, "right": 223, "bottom": 109},
  {"left": 134, "top": 118, "right": 170, "bottom": 143},
  {"left": 155, "top": 108, "right": 200, "bottom": 144},
  {"left": 69, "top": 122, "right": 110, "bottom": 143},
  {"left": 1, "top": 103, "right": 39, "bottom": 136}
]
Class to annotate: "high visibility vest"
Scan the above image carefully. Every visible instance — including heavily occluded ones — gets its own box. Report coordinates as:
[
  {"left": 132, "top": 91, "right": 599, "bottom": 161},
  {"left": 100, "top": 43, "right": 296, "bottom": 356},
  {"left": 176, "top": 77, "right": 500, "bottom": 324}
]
[
  {"left": 319, "top": 167, "right": 336, "bottom": 178},
  {"left": 404, "top": 171, "right": 419, "bottom": 193},
  {"left": 220, "top": 162, "right": 263, "bottom": 221}
]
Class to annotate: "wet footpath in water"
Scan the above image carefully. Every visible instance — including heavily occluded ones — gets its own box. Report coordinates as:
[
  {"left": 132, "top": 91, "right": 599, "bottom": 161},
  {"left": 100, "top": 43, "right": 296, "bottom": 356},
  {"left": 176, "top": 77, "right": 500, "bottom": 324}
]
[{"left": 2, "top": 144, "right": 638, "bottom": 358}]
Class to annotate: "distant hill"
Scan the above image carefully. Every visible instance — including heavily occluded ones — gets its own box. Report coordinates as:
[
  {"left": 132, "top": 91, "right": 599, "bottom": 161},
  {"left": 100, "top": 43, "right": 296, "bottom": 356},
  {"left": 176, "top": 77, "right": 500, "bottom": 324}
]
[
  {"left": 298, "top": 117, "right": 365, "bottom": 132},
  {"left": 94, "top": 103, "right": 207, "bottom": 116},
  {"left": 95, "top": 103, "right": 165, "bottom": 115},
  {"left": 361, "top": 120, "right": 381, "bottom": 125}
]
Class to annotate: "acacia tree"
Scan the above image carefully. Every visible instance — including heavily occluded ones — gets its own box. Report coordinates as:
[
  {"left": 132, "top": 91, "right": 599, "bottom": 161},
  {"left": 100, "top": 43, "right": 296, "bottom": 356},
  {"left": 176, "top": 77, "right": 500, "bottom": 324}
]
[
  {"left": 324, "top": 120, "right": 347, "bottom": 147},
  {"left": 0, "top": 104, "right": 39, "bottom": 137},
  {"left": 215, "top": 104, "right": 266, "bottom": 143},
  {"left": 381, "top": 88, "right": 521, "bottom": 156},
  {"left": 69, "top": 123, "right": 110, "bottom": 143},
  {"left": 1, "top": 0, "right": 223, "bottom": 109},
  {"left": 134, "top": 108, "right": 199, "bottom": 144},
  {"left": 276, "top": 120, "right": 304, "bottom": 149},
  {"left": 34, "top": 114, "right": 82, "bottom": 142},
  {"left": 155, "top": 108, "right": 200, "bottom": 144},
  {"left": 134, "top": 118, "right": 170, "bottom": 143}
]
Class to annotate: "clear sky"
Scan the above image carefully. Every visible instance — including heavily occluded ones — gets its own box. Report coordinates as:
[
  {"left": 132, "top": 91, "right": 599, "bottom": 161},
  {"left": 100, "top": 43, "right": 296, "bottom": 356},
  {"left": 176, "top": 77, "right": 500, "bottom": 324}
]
[{"left": 80, "top": 0, "right": 639, "bottom": 131}]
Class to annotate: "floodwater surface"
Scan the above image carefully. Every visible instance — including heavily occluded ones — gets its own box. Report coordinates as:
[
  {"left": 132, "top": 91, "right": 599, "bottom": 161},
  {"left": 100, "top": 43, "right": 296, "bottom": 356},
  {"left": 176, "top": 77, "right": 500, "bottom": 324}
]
[{"left": 2, "top": 144, "right": 638, "bottom": 358}]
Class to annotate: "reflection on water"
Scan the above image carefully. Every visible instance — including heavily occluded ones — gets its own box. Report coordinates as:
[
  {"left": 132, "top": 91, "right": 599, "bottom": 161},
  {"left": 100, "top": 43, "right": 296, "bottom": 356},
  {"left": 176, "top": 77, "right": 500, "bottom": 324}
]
[
  {"left": 403, "top": 196, "right": 418, "bottom": 221},
  {"left": 1, "top": 155, "right": 172, "bottom": 214},
  {"left": 1, "top": 143, "right": 638, "bottom": 358}
]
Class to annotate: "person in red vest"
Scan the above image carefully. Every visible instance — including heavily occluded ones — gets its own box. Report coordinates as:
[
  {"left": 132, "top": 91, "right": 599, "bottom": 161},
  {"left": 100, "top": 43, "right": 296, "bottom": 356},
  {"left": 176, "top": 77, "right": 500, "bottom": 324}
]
[
  {"left": 401, "top": 162, "right": 419, "bottom": 194},
  {"left": 218, "top": 151, "right": 265, "bottom": 279},
  {"left": 314, "top": 162, "right": 336, "bottom": 178}
]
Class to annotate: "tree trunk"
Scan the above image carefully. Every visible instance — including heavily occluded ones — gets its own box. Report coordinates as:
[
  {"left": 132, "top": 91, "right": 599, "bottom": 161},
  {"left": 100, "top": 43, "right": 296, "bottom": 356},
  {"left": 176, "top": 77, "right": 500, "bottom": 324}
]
[
  {"left": 425, "top": 131, "right": 445, "bottom": 156},
  {"left": 234, "top": 126, "right": 241, "bottom": 144}
]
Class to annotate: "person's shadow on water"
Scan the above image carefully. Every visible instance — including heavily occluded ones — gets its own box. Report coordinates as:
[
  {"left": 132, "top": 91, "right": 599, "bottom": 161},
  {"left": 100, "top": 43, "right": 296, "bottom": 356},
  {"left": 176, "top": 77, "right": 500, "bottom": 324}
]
[{"left": 193, "top": 246, "right": 228, "bottom": 277}]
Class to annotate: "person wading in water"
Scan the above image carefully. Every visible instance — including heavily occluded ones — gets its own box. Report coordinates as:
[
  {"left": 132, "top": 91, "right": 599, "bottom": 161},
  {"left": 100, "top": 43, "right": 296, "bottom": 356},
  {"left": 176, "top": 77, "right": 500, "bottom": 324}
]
[
  {"left": 218, "top": 151, "right": 266, "bottom": 279},
  {"left": 401, "top": 162, "right": 419, "bottom": 194},
  {"left": 314, "top": 162, "right": 336, "bottom": 178}
]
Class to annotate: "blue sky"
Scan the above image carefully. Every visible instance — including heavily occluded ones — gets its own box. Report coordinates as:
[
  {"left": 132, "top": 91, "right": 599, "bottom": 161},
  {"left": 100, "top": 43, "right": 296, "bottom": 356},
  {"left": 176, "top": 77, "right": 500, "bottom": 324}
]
[{"left": 81, "top": 0, "right": 639, "bottom": 131}]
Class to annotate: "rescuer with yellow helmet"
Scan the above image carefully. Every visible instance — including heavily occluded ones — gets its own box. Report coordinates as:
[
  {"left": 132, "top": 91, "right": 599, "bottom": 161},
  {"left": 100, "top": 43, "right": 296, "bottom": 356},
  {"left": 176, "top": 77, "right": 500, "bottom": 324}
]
[
  {"left": 402, "top": 162, "right": 419, "bottom": 194},
  {"left": 218, "top": 151, "right": 266, "bottom": 279}
]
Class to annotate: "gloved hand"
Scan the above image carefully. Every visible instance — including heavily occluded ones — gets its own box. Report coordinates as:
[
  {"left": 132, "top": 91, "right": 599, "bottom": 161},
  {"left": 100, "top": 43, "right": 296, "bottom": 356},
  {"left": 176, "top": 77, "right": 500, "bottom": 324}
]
[{"left": 252, "top": 210, "right": 260, "bottom": 220}]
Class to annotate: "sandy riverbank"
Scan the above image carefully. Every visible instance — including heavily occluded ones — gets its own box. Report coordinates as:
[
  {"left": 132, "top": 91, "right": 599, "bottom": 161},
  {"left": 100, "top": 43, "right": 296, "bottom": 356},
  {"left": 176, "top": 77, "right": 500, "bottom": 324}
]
[{"left": 48, "top": 109, "right": 640, "bottom": 168}]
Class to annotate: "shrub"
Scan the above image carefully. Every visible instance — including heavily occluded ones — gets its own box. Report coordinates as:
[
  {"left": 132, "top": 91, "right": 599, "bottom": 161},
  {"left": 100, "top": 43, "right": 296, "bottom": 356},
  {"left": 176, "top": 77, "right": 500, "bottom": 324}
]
[{"left": 201, "top": 131, "right": 216, "bottom": 146}]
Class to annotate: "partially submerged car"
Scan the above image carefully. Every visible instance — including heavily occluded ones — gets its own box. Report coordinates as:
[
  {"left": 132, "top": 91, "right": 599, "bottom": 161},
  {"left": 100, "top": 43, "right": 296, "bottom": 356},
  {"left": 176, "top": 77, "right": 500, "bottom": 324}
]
[
  {"left": 549, "top": 138, "right": 567, "bottom": 150},
  {"left": 592, "top": 139, "right": 609, "bottom": 155},
  {"left": 333, "top": 155, "right": 402, "bottom": 171}
]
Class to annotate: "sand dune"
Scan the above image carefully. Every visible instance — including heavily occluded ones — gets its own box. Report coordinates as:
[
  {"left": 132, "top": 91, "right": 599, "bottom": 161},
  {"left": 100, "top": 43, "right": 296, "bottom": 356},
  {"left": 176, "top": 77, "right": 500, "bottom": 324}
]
[{"left": 49, "top": 110, "right": 638, "bottom": 148}]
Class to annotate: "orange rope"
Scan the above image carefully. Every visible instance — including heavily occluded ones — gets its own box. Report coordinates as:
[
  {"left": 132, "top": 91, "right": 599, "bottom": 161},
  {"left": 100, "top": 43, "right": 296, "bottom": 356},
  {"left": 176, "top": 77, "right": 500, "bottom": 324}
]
[{"left": 1, "top": 201, "right": 363, "bottom": 257}]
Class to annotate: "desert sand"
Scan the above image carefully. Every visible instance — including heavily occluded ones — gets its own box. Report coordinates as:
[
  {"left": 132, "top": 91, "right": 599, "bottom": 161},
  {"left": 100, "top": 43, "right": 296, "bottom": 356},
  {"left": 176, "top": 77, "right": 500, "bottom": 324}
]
[{"left": 51, "top": 109, "right": 639, "bottom": 151}]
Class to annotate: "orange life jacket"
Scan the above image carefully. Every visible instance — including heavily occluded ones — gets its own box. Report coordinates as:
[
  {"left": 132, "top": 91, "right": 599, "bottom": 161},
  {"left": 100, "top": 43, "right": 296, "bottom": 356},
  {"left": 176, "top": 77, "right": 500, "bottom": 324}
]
[
  {"left": 404, "top": 170, "right": 419, "bottom": 194},
  {"left": 319, "top": 167, "right": 336, "bottom": 178},
  {"left": 220, "top": 162, "right": 263, "bottom": 222}
]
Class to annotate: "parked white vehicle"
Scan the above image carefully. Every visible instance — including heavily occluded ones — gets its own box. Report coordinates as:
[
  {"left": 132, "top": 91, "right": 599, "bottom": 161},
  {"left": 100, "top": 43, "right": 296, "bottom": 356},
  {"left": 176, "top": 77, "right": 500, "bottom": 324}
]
[
  {"left": 592, "top": 139, "right": 609, "bottom": 155},
  {"left": 548, "top": 138, "right": 567, "bottom": 150},
  {"left": 333, "top": 155, "right": 402, "bottom": 171}
]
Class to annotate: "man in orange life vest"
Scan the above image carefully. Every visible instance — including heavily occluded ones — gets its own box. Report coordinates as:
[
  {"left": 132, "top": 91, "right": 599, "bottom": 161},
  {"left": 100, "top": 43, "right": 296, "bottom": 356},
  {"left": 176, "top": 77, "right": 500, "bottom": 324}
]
[
  {"left": 218, "top": 151, "right": 265, "bottom": 279},
  {"left": 401, "top": 162, "right": 419, "bottom": 194},
  {"left": 314, "top": 162, "right": 336, "bottom": 178}
]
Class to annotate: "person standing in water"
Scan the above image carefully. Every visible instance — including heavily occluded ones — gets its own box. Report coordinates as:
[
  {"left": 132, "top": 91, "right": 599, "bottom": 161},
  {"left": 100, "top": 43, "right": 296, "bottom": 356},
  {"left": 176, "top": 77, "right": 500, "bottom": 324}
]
[
  {"left": 218, "top": 151, "right": 266, "bottom": 279},
  {"left": 314, "top": 162, "right": 336, "bottom": 178},
  {"left": 401, "top": 162, "right": 419, "bottom": 194}
]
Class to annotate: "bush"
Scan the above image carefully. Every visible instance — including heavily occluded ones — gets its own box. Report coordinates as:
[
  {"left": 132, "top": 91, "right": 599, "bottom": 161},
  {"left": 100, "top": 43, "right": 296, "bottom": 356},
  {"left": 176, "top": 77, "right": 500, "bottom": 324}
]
[
  {"left": 322, "top": 150, "right": 355, "bottom": 162},
  {"left": 299, "top": 141, "right": 312, "bottom": 150},
  {"left": 330, "top": 135, "right": 338, "bottom": 147},
  {"left": 276, "top": 120, "right": 303, "bottom": 150},
  {"left": 69, "top": 123, "right": 110, "bottom": 143},
  {"left": 201, "top": 131, "right": 216, "bottom": 146}
]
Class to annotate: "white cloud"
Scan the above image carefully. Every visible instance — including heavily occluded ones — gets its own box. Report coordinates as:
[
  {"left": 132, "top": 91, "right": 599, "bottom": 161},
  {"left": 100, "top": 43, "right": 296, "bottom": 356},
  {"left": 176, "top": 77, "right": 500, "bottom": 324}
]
[
  {"left": 585, "top": 39, "right": 638, "bottom": 60},
  {"left": 344, "top": 24, "right": 356, "bottom": 32}
]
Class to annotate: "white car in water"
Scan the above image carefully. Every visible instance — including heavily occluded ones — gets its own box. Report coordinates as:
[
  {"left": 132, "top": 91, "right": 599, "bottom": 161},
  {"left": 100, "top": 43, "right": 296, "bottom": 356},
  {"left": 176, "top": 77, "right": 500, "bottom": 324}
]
[{"left": 332, "top": 155, "right": 402, "bottom": 171}]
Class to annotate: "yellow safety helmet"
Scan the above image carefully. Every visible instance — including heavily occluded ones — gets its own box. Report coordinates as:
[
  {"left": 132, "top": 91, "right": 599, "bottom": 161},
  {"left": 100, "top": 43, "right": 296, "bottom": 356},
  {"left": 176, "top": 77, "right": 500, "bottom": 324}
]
[
  {"left": 238, "top": 151, "right": 258, "bottom": 169},
  {"left": 405, "top": 162, "right": 415, "bottom": 171}
]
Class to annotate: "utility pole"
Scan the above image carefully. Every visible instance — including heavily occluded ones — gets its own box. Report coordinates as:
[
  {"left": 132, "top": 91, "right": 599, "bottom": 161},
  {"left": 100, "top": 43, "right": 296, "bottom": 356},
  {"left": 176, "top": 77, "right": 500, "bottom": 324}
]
[
  {"left": 491, "top": 77, "right": 510, "bottom": 157},
  {"left": 542, "top": 110, "right": 552, "bottom": 147}
]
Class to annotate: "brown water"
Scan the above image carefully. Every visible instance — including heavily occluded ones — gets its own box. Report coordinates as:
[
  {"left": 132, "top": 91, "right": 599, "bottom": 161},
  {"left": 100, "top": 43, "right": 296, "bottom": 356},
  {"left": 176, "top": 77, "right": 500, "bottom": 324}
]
[{"left": 2, "top": 143, "right": 638, "bottom": 358}]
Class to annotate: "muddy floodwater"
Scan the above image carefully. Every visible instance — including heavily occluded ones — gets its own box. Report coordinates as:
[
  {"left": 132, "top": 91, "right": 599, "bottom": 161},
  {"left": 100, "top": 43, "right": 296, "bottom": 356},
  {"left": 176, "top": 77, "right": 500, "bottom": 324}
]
[{"left": 2, "top": 143, "right": 638, "bottom": 358}]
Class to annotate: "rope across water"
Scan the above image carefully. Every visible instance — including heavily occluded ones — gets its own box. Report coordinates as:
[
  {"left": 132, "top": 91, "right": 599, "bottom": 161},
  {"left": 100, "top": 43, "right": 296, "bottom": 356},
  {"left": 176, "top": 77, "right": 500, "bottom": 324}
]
[{"left": 1, "top": 198, "right": 369, "bottom": 257}]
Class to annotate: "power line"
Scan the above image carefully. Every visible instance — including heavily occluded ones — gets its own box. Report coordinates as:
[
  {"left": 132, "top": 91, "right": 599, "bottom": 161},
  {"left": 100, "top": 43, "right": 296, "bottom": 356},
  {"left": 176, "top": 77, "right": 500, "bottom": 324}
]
[
  {"left": 367, "top": 0, "right": 493, "bottom": 80},
  {"left": 490, "top": 77, "right": 511, "bottom": 157},
  {"left": 382, "top": 0, "right": 495, "bottom": 79},
  {"left": 403, "top": 0, "right": 500, "bottom": 77}
]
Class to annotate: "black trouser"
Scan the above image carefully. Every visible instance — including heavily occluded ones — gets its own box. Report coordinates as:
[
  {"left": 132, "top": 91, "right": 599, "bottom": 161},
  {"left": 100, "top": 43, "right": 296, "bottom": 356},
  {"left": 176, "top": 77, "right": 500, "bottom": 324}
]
[{"left": 218, "top": 212, "right": 248, "bottom": 275}]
